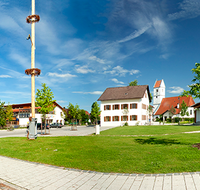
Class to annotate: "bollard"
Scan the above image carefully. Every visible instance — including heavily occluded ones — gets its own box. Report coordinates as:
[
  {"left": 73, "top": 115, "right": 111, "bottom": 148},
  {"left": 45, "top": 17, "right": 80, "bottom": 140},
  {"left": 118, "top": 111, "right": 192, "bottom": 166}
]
[{"left": 96, "top": 125, "right": 100, "bottom": 135}]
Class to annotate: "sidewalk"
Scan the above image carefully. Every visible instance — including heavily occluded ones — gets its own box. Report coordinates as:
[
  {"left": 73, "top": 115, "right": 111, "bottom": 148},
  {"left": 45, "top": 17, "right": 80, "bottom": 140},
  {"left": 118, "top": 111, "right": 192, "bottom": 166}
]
[{"left": 0, "top": 155, "right": 200, "bottom": 190}]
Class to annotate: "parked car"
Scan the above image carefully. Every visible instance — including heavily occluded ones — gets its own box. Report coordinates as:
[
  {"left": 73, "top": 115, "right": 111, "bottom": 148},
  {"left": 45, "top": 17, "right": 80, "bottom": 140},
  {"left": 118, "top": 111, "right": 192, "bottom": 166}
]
[
  {"left": 50, "top": 123, "right": 63, "bottom": 128},
  {"left": 27, "top": 123, "right": 50, "bottom": 130},
  {"left": 37, "top": 123, "right": 50, "bottom": 130}
]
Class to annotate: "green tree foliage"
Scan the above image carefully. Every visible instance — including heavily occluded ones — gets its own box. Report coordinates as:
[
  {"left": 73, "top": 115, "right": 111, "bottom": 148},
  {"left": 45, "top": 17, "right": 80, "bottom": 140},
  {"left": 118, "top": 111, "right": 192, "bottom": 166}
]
[
  {"left": 36, "top": 83, "right": 55, "bottom": 134},
  {"left": 67, "top": 103, "right": 79, "bottom": 126},
  {"left": 182, "top": 63, "right": 200, "bottom": 99},
  {"left": 0, "top": 101, "right": 7, "bottom": 128},
  {"left": 6, "top": 104, "right": 13, "bottom": 128},
  {"left": 180, "top": 100, "right": 189, "bottom": 120},
  {"left": 79, "top": 109, "right": 89, "bottom": 125},
  {"left": 90, "top": 102, "right": 101, "bottom": 125},
  {"left": 129, "top": 80, "right": 138, "bottom": 86}
]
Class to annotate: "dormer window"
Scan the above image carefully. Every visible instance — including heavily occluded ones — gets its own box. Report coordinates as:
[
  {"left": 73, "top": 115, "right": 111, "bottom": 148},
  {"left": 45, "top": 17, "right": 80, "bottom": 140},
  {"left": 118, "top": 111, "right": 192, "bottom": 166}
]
[{"left": 125, "top": 93, "right": 128, "bottom": 95}]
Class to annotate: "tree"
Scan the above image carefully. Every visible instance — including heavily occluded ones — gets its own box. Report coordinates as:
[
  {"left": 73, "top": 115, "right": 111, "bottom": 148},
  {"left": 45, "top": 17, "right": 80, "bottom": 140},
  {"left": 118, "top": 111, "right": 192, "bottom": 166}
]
[
  {"left": 129, "top": 80, "right": 138, "bottom": 86},
  {"left": 180, "top": 100, "right": 189, "bottom": 121},
  {"left": 0, "top": 101, "right": 7, "bottom": 128},
  {"left": 90, "top": 102, "right": 101, "bottom": 125},
  {"left": 169, "top": 105, "right": 176, "bottom": 123},
  {"left": 6, "top": 104, "right": 13, "bottom": 129},
  {"left": 182, "top": 63, "right": 200, "bottom": 99},
  {"left": 36, "top": 83, "right": 55, "bottom": 134},
  {"left": 79, "top": 109, "right": 89, "bottom": 125},
  {"left": 147, "top": 105, "right": 153, "bottom": 125},
  {"left": 68, "top": 103, "right": 79, "bottom": 129}
]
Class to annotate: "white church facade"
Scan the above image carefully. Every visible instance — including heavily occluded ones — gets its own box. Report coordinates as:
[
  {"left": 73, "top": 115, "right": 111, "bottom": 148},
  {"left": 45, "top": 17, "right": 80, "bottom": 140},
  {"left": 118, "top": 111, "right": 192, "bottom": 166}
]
[{"left": 153, "top": 79, "right": 195, "bottom": 121}]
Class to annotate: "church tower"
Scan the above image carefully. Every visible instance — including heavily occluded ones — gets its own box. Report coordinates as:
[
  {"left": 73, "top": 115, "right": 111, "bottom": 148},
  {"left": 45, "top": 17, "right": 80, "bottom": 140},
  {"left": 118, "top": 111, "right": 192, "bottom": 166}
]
[{"left": 153, "top": 79, "right": 165, "bottom": 113}]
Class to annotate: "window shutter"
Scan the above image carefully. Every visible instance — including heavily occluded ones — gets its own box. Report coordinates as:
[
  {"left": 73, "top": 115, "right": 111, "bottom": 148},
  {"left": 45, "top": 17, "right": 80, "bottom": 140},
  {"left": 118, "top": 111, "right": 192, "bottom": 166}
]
[
  {"left": 109, "top": 105, "right": 111, "bottom": 110},
  {"left": 121, "top": 116, "right": 123, "bottom": 121},
  {"left": 104, "top": 117, "right": 106, "bottom": 122},
  {"left": 109, "top": 116, "right": 111, "bottom": 121},
  {"left": 121, "top": 104, "right": 123, "bottom": 109},
  {"left": 130, "top": 104, "right": 132, "bottom": 109},
  {"left": 117, "top": 116, "right": 119, "bottom": 121},
  {"left": 104, "top": 105, "right": 106, "bottom": 110},
  {"left": 113, "top": 105, "right": 114, "bottom": 110},
  {"left": 112, "top": 116, "right": 114, "bottom": 121}
]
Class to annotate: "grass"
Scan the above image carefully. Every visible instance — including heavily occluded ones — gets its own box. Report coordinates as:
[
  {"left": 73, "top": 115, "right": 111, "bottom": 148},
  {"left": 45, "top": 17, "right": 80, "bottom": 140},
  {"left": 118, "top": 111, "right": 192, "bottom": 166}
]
[
  {"left": 0, "top": 125, "right": 200, "bottom": 174},
  {"left": 100, "top": 125, "right": 200, "bottom": 136}
]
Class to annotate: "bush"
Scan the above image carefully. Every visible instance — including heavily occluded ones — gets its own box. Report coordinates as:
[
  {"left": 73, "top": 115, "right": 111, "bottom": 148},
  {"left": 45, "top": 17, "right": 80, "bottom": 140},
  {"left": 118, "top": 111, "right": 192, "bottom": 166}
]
[
  {"left": 166, "top": 118, "right": 171, "bottom": 123},
  {"left": 123, "top": 122, "right": 128, "bottom": 127}
]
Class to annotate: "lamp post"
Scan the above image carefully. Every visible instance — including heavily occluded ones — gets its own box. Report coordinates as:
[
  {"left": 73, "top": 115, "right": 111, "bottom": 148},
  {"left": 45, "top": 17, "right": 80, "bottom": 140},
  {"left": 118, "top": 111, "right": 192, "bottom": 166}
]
[{"left": 25, "top": 0, "right": 41, "bottom": 139}]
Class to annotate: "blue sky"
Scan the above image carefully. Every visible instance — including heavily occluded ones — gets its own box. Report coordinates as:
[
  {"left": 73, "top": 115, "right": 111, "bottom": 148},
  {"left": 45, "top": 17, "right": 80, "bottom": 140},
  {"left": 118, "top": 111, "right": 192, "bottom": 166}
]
[{"left": 0, "top": 0, "right": 200, "bottom": 112}]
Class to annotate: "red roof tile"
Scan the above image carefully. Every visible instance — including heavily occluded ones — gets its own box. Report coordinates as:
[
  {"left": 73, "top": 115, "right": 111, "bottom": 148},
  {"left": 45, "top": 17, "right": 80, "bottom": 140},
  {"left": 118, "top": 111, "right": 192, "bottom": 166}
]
[
  {"left": 154, "top": 80, "right": 162, "bottom": 88},
  {"left": 155, "top": 96, "right": 195, "bottom": 115}
]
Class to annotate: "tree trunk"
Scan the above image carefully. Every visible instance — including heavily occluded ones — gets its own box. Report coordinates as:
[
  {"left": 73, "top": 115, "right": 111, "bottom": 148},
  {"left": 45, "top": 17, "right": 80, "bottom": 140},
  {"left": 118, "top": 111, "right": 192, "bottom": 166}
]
[{"left": 44, "top": 114, "right": 47, "bottom": 134}]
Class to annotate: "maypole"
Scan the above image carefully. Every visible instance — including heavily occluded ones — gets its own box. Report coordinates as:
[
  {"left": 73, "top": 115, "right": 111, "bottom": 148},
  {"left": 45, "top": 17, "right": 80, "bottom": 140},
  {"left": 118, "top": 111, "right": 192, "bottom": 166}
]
[{"left": 25, "top": 0, "right": 40, "bottom": 139}]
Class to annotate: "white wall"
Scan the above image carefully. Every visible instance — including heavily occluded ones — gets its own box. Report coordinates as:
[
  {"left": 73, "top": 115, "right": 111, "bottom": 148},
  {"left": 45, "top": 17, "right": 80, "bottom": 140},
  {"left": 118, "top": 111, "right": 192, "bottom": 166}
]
[
  {"left": 18, "top": 106, "right": 64, "bottom": 126},
  {"left": 100, "top": 90, "right": 150, "bottom": 126},
  {"left": 153, "top": 80, "right": 165, "bottom": 107}
]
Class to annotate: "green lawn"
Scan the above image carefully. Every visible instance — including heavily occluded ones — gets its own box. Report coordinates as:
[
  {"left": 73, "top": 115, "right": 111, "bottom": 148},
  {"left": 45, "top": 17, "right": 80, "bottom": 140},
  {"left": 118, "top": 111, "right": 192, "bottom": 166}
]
[
  {"left": 100, "top": 125, "right": 200, "bottom": 136},
  {"left": 0, "top": 125, "right": 200, "bottom": 174}
]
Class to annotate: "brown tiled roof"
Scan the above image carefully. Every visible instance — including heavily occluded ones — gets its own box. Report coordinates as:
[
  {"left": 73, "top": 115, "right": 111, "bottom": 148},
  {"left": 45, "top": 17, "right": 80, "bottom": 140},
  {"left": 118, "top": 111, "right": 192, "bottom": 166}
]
[
  {"left": 154, "top": 80, "right": 162, "bottom": 88},
  {"left": 98, "top": 85, "right": 151, "bottom": 102},
  {"left": 155, "top": 96, "right": 195, "bottom": 115}
]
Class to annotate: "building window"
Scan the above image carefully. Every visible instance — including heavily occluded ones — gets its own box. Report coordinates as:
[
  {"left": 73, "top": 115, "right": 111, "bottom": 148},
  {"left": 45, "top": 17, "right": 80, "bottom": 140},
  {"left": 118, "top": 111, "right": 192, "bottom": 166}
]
[
  {"left": 112, "top": 116, "right": 119, "bottom": 121},
  {"left": 142, "top": 104, "right": 147, "bottom": 110},
  {"left": 142, "top": 115, "right": 146, "bottom": 120},
  {"left": 113, "top": 104, "right": 119, "bottom": 110},
  {"left": 104, "top": 116, "right": 111, "bottom": 122},
  {"left": 121, "top": 104, "right": 128, "bottom": 109},
  {"left": 130, "top": 115, "right": 137, "bottom": 121},
  {"left": 156, "top": 89, "right": 158, "bottom": 92},
  {"left": 19, "top": 113, "right": 30, "bottom": 118},
  {"left": 156, "top": 96, "right": 158, "bottom": 98},
  {"left": 104, "top": 105, "right": 111, "bottom": 110},
  {"left": 190, "top": 110, "right": 193, "bottom": 115},
  {"left": 130, "top": 103, "right": 137, "bottom": 109},
  {"left": 121, "top": 115, "right": 128, "bottom": 121}
]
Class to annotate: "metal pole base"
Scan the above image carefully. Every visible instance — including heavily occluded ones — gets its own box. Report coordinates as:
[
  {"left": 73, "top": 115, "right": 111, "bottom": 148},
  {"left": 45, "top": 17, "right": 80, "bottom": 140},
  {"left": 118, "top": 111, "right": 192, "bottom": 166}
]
[{"left": 29, "top": 118, "right": 37, "bottom": 139}]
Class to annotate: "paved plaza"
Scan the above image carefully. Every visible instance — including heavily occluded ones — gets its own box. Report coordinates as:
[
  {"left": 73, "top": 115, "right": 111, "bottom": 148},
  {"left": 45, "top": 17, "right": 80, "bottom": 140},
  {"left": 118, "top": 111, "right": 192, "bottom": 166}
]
[{"left": 0, "top": 126, "right": 200, "bottom": 189}]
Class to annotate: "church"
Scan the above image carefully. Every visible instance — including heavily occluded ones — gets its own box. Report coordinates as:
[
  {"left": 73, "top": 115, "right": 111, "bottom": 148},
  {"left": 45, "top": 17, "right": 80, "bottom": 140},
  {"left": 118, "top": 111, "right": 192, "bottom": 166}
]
[{"left": 153, "top": 80, "right": 195, "bottom": 121}]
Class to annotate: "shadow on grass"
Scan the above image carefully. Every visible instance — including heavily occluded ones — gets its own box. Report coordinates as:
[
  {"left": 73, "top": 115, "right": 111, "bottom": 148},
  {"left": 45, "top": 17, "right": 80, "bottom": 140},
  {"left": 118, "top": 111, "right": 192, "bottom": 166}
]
[{"left": 135, "top": 137, "right": 183, "bottom": 146}]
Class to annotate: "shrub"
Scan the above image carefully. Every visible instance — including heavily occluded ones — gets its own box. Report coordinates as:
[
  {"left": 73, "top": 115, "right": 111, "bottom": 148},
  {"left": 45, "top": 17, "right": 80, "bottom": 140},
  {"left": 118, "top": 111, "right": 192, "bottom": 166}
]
[{"left": 123, "top": 122, "right": 128, "bottom": 127}]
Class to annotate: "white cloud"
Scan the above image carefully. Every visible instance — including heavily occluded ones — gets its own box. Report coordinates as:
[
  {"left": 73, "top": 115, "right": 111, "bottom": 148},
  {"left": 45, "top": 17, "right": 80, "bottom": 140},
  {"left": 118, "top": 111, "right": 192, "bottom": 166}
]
[
  {"left": 104, "top": 66, "right": 139, "bottom": 77},
  {"left": 118, "top": 24, "right": 152, "bottom": 43},
  {"left": 89, "top": 56, "right": 105, "bottom": 64},
  {"left": 0, "top": 75, "right": 11, "bottom": 78},
  {"left": 73, "top": 91, "right": 103, "bottom": 95},
  {"left": 9, "top": 51, "right": 29, "bottom": 68},
  {"left": 168, "top": 87, "right": 184, "bottom": 94},
  {"left": 168, "top": 0, "right": 200, "bottom": 20},
  {"left": 111, "top": 78, "right": 124, "bottom": 84},
  {"left": 75, "top": 65, "right": 95, "bottom": 74},
  {"left": 48, "top": 72, "right": 77, "bottom": 78}
]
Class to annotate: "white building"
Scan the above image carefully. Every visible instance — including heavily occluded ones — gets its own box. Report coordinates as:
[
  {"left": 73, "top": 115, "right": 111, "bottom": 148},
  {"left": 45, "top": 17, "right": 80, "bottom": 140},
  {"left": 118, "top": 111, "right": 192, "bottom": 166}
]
[
  {"left": 10, "top": 102, "right": 65, "bottom": 127},
  {"left": 153, "top": 79, "right": 195, "bottom": 121},
  {"left": 98, "top": 85, "right": 151, "bottom": 126},
  {"left": 153, "top": 79, "right": 165, "bottom": 114}
]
